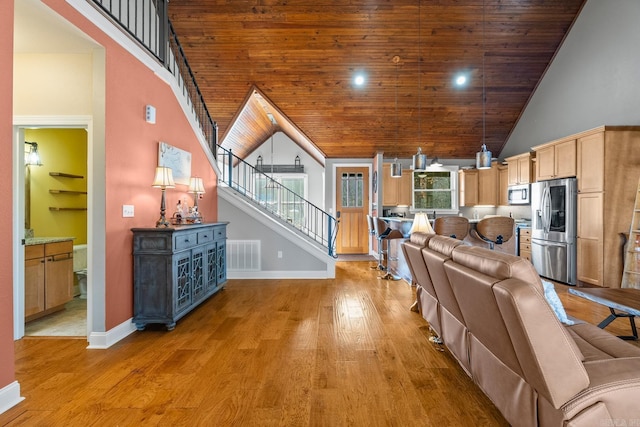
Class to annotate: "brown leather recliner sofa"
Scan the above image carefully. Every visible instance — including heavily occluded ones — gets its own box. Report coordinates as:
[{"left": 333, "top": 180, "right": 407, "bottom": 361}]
[{"left": 402, "top": 232, "right": 640, "bottom": 426}]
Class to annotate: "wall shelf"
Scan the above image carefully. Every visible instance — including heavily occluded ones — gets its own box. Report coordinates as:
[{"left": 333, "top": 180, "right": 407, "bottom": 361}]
[
  {"left": 49, "top": 189, "right": 87, "bottom": 195},
  {"left": 49, "top": 172, "right": 84, "bottom": 179}
]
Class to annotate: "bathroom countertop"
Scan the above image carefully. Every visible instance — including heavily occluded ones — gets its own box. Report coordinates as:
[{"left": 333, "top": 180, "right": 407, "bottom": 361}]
[{"left": 25, "top": 237, "right": 75, "bottom": 245}]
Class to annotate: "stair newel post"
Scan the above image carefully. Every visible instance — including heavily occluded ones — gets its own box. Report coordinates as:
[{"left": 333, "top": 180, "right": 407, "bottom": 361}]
[
  {"left": 327, "top": 216, "right": 333, "bottom": 256},
  {"left": 227, "top": 149, "right": 233, "bottom": 189}
]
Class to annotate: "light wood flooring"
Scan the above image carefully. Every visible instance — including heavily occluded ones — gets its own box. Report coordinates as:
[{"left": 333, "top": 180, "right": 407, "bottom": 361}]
[{"left": 1, "top": 262, "right": 637, "bottom": 426}]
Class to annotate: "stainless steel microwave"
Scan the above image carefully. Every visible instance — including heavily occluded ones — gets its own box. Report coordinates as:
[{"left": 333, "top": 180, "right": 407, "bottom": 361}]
[{"left": 508, "top": 184, "right": 530, "bottom": 205}]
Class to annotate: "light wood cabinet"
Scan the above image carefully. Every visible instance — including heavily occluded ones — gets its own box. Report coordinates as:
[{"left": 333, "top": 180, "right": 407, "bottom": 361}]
[
  {"left": 459, "top": 163, "right": 498, "bottom": 207},
  {"left": 382, "top": 163, "right": 412, "bottom": 206},
  {"left": 519, "top": 228, "right": 531, "bottom": 261},
  {"left": 498, "top": 165, "right": 508, "bottom": 206},
  {"left": 533, "top": 138, "right": 576, "bottom": 181},
  {"left": 505, "top": 153, "right": 533, "bottom": 185},
  {"left": 25, "top": 244, "right": 45, "bottom": 317},
  {"left": 574, "top": 126, "right": 640, "bottom": 287},
  {"left": 458, "top": 169, "right": 478, "bottom": 207},
  {"left": 25, "top": 240, "right": 74, "bottom": 321}
]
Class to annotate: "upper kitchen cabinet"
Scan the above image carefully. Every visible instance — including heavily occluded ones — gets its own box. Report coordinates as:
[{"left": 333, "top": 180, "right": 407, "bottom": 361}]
[
  {"left": 505, "top": 153, "right": 533, "bottom": 185},
  {"left": 382, "top": 163, "right": 412, "bottom": 206},
  {"left": 532, "top": 138, "right": 576, "bottom": 181},
  {"left": 458, "top": 169, "right": 478, "bottom": 207},
  {"left": 498, "top": 165, "right": 509, "bottom": 206},
  {"left": 478, "top": 162, "right": 499, "bottom": 206}
]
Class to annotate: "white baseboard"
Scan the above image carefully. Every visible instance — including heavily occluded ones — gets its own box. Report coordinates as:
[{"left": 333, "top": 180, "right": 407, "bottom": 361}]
[
  {"left": 228, "top": 270, "right": 333, "bottom": 279},
  {"left": 87, "top": 318, "right": 137, "bottom": 349},
  {"left": 0, "top": 381, "right": 24, "bottom": 416}
]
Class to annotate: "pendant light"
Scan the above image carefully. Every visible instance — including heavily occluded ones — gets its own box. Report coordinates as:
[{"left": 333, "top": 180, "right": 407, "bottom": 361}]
[
  {"left": 412, "top": 0, "right": 429, "bottom": 171},
  {"left": 475, "top": 0, "right": 492, "bottom": 170},
  {"left": 390, "top": 55, "right": 403, "bottom": 178}
]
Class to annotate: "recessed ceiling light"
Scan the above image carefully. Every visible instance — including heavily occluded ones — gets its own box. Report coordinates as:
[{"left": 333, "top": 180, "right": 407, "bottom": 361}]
[
  {"left": 353, "top": 73, "right": 366, "bottom": 86},
  {"left": 455, "top": 74, "right": 468, "bottom": 86}
]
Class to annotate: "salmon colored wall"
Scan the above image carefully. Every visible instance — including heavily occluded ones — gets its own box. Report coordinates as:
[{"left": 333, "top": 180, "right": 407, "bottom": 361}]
[
  {"left": 43, "top": 0, "right": 218, "bottom": 329},
  {"left": 0, "top": 0, "right": 15, "bottom": 390}
]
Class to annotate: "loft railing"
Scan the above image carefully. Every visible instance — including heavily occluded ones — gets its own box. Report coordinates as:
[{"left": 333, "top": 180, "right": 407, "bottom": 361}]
[
  {"left": 90, "top": 0, "right": 218, "bottom": 153},
  {"left": 218, "top": 146, "right": 338, "bottom": 258}
]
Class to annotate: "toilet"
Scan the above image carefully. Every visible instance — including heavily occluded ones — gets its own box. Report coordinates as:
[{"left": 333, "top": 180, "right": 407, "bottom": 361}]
[{"left": 73, "top": 245, "right": 88, "bottom": 299}]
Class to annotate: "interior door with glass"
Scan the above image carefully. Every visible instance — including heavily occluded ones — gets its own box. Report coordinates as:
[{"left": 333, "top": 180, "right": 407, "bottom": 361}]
[{"left": 336, "top": 167, "right": 369, "bottom": 254}]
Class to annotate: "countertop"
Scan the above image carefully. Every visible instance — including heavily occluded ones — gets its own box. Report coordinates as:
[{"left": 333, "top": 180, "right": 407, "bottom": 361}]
[{"left": 25, "top": 237, "right": 75, "bottom": 245}]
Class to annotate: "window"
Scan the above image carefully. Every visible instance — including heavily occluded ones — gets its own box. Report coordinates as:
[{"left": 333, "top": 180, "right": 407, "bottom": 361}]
[
  {"left": 255, "top": 174, "right": 308, "bottom": 227},
  {"left": 341, "top": 172, "right": 364, "bottom": 208},
  {"left": 412, "top": 166, "right": 458, "bottom": 213}
]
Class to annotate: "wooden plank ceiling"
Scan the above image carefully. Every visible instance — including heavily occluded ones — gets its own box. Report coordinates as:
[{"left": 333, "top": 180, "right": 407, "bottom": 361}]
[{"left": 168, "top": 0, "right": 586, "bottom": 161}]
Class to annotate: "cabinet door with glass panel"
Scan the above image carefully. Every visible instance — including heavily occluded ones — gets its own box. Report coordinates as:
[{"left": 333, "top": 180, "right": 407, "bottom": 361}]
[{"left": 412, "top": 167, "right": 458, "bottom": 214}]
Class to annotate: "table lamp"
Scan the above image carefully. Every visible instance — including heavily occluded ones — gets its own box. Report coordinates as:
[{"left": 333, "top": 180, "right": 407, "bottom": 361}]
[
  {"left": 410, "top": 212, "right": 434, "bottom": 234},
  {"left": 152, "top": 166, "right": 175, "bottom": 227}
]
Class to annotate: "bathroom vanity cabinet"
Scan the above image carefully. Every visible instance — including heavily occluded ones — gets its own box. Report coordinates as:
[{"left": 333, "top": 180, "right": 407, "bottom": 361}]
[
  {"left": 132, "top": 222, "right": 228, "bottom": 331},
  {"left": 25, "top": 239, "right": 74, "bottom": 321}
]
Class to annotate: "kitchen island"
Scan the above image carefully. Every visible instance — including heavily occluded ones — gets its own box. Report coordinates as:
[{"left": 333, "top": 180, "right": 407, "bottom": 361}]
[{"left": 381, "top": 216, "right": 520, "bottom": 285}]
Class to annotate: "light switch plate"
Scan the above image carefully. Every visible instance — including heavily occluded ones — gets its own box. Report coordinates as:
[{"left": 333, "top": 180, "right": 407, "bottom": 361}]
[{"left": 122, "top": 205, "right": 134, "bottom": 217}]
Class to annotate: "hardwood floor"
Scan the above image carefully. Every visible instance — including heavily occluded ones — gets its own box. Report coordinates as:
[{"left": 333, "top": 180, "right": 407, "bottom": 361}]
[{"left": 2, "top": 262, "right": 637, "bottom": 426}]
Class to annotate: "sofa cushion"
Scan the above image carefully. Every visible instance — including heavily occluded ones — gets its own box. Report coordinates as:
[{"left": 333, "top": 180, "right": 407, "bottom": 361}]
[
  {"left": 565, "top": 323, "right": 640, "bottom": 362},
  {"left": 409, "top": 231, "right": 433, "bottom": 246},
  {"left": 451, "top": 245, "right": 543, "bottom": 291}
]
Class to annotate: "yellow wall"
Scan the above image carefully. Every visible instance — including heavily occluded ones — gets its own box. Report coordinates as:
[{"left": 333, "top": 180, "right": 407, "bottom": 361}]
[{"left": 26, "top": 128, "right": 88, "bottom": 244}]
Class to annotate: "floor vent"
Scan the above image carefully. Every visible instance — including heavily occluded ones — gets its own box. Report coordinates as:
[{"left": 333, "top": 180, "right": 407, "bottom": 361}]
[{"left": 227, "top": 240, "right": 261, "bottom": 272}]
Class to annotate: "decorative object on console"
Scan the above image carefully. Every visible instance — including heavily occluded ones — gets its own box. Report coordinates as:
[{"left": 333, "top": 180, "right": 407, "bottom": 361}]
[
  {"left": 188, "top": 176, "right": 206, "bottom": 223},
  {"left": 409, "top": 212, "right": 434, "bottom": 234},
  {"left": 151, "top": 166, "right": 175, "bottom": 228}
]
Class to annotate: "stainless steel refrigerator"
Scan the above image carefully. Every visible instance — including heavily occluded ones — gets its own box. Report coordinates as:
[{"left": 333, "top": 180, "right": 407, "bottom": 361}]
[{"left": 530, "top": 177, "right": 577, "bottom": 285}]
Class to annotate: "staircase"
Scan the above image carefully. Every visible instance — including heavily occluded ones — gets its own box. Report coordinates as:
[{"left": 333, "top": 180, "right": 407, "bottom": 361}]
[{"left": 88, "top": 0, "right": 338, "bottom": 267}]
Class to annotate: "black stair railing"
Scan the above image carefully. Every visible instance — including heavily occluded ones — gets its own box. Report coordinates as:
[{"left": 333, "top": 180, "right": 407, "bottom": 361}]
[
  {"left": 218, "top": 146, "right": 338, "bottom": 257},
  {"left": 90, "top": 0, "right": 218, "bottom": 153}
]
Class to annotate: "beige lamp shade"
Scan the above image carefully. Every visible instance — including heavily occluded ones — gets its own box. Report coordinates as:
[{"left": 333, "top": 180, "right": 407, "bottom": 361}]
[
  {"left": 188, "top": 177, "right": 206, "bottom": 194},
  {"left": 152, "top": 166, "right": 175, "bottom": 188},
  {"left": 410, "top": 212, "right": 434, "bottom": 234}
]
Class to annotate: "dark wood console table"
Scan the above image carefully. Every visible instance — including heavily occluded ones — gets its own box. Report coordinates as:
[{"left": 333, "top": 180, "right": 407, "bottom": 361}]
[{"left": 132, "top": 222, "right": 228, "bottom": 330}]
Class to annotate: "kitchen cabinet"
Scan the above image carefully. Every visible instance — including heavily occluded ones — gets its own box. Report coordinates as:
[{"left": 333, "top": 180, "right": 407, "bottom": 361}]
[
  {"left": 382, "top": 163, "right": 412, "bottom": 206},
  {"left": 519, "top": 228, "right": 531, "bottom": 261},
  {"left": 505, "top": 153, "right": 533, "bottom": 185},
  {"left": 498, "top": 165, "right": 509, "bottom": 206},
  {"left": 132, "top": 223, "right": 228, "bottom": 330},
  {"left": 533, "top": 138, "right": 576, "bottom": 181},
  {"left": 459, "top": 162, "right": 498, "bottom": 207},
  {"left": 478, "top": 162, "right": 498, "bottom": 206},
  {"left": 574, "top": 126, "right": 640, "bottom": 287},
  {"left": 458, "top": 169, "right": 478, "bottom": 207},
  {"left": 25, "top": 239, "right": 74, "bottom": 321}
]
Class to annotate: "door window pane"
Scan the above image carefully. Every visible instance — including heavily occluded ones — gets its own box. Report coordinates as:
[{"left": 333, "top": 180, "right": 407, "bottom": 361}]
[{"left": 342, "top": 173, "right": 364, "bottom": 207}]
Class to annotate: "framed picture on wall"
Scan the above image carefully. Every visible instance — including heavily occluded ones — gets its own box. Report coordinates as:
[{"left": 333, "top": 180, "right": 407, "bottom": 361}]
[{"left": 158, "top": 141, "right": 191, "bottom": 185}]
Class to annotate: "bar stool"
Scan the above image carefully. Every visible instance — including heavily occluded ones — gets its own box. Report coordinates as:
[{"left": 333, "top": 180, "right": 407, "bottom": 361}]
[
  {"left": 434, "top": 216, "right": 470, "bottom": 240},
  {"left": 472, "top": 216, "right": 515, "bottom": 250},
  {"left": 373, "top": 217, "right": 403, "bottom": 280}
]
